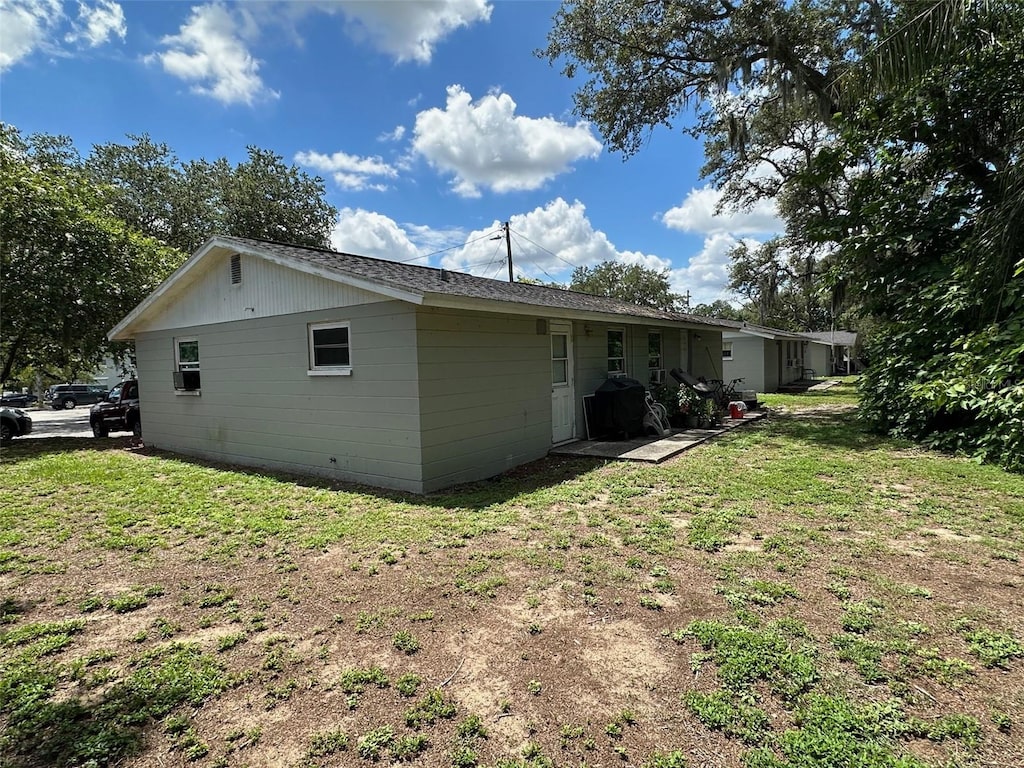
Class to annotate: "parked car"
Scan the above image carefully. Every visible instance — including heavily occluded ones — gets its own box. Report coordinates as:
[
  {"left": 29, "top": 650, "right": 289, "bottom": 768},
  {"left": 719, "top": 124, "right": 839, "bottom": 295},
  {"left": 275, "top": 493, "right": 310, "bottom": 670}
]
[
  {"left": 1, "top": 407, "right": 33, "bottom": 443},
  {"left": 0, "top": 392, "right": 37, "bottom": 407},
  {"left": 89, "top": 380, "right": 141, "bottom": 437},
  {"left": 44, "top": 384, "right": 110, "bottom": 410}
]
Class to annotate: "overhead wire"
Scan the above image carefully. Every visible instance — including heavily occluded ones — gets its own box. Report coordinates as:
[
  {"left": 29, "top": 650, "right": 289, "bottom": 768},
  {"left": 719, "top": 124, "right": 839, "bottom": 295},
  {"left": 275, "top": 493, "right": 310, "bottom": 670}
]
[
  {"left": 508, "top": 226, "right": 579, "bottom": 272},
  {"left": 398, "top": 227, "right": 505, "bottom": 264},
  {"left": 394, "top": 222, "right": 576, "bottom": 283},
  {"left": 508, "top": 231, "right": 560, "bottom": 283}
]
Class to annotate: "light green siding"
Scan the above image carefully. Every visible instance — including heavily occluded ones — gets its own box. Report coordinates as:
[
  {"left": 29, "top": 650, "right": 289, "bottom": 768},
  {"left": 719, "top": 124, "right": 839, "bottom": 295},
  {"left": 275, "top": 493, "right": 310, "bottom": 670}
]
[
  {"left": 687, "top": 330, "right": 722, "bottom": 382},
  {"left": 134, "top": 293, "right": 732, "bottom": 493},
  {"left": 134, "top": 301, "right": 425, "bottom": 492},
  {"left": 415, "top": 307, "right": 551, "bottom": 492}
]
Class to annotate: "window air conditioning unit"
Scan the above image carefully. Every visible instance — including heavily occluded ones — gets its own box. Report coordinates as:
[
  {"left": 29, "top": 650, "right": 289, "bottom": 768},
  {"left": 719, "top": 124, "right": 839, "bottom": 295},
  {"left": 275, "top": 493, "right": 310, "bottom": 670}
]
[
  {"left": 173, "top": 370, "right": 201, "bottom": 390},
  {"left": 607, "top": 371, "right": 627, "bottom": 379}
]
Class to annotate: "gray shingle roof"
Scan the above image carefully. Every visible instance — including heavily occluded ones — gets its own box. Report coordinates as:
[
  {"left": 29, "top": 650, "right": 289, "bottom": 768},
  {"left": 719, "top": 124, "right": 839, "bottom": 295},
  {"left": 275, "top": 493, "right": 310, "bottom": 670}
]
[
  {"left": 221, "top": 236, "right": 731, "bottom": 328},
  {"left": 720, "top": 320, "right": 808, "bottom": 339},
  {"left": 801, "top": 330, "right": 858, "bottom": 346}
]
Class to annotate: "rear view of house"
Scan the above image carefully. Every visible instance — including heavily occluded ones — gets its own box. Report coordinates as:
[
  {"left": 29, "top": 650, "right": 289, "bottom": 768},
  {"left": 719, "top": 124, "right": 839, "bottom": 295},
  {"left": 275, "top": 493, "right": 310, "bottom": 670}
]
[{"left": 110, "top": 236, "right": 735, "bottom": 493}]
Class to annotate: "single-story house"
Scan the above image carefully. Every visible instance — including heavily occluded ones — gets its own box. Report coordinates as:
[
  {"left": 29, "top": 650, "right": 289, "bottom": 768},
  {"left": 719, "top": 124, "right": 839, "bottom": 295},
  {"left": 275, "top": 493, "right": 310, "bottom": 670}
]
[
  {"left": 721, "top": 322, "right": 832, "bottom": 394},
  {"left": 109, "top": 236, "right": 737, "bottom": 494},
  {"left": 800, "top": 330, "right": 860, "bottom": 375}
]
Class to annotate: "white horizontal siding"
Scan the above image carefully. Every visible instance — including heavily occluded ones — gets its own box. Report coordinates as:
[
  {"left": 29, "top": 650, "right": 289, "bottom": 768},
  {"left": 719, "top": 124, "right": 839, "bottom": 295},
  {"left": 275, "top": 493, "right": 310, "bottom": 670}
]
[{"left": 136, "top": 251, "right": 388, "bottom": 333}]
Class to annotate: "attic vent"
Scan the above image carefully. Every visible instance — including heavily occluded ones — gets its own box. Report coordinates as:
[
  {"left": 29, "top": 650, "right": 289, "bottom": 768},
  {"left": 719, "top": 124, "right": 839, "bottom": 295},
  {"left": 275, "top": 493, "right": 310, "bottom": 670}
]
[{"left": 230, "top": 254, "right": 242, "bottom": 284}]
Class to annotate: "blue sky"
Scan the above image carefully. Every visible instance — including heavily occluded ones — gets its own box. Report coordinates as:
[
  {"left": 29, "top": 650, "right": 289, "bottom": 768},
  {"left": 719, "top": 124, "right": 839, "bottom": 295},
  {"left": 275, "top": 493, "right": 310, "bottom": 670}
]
[{"left": 0, "top": 0, "right": 783, "bottom": 305}]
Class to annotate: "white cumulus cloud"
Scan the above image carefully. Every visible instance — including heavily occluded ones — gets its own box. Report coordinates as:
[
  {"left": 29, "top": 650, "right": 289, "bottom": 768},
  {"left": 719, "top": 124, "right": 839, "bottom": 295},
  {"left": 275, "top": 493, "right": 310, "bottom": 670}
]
[
  {"left": 295, "top": 150, "right": 397, "bottom": 192},
  {"left": 66, "top": 0, "right": 125, "bottom": 47},
  {"left": 152, "top": 3, "right": 276, "bottom": 106},
  {"left": 668, "top": 232, "right": 753, "bottom": 307},
  {"left": 0, "top": 0, "right": 63, "bottom": 71},
  {"left": 330, "top": 208, "right": 425, "bottom": 263},
  {"left": 335, "top": 0, "right": 492, "bottom": 64},
  {"left": 441, "top": 198, "right": 668, "bottom": 283},
  {"left": 412, "top": 85, "right": 602, "bottom": 198},
  {"left": 662, "top": 185, "right": 782, "bottom": 236}
]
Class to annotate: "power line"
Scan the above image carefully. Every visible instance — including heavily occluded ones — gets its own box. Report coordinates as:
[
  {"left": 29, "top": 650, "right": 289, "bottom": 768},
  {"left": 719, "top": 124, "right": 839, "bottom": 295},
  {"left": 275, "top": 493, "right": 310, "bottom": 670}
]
[
  {"left": 508, "top": 231, "right": 559, "bottom": 283},
  {"left": 400, "top": 227, "right": 505, "bottom": 264},
  {"left": 507, "top": 226, "right": 578, "bottom": 271}
]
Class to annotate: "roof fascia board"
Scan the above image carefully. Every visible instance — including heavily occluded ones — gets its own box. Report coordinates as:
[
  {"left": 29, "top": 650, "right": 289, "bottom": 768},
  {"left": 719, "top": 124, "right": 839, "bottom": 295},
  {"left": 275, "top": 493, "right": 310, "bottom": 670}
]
[{"left": 420, "top": 293, "right": 734, "bottom": 332}]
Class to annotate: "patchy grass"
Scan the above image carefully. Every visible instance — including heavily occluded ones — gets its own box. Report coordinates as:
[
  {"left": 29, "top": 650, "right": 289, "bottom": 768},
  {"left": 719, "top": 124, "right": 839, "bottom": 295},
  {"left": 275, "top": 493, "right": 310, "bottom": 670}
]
[{"left": 1, "top": 385, "right": 1023, "bottom": 766}]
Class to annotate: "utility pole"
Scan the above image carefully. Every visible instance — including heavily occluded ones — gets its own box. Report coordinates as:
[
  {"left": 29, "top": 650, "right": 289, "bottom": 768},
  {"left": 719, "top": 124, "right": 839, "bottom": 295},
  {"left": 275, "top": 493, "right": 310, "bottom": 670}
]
[{"left": 504, "top": 221, "right": 513, "bottom": 283}]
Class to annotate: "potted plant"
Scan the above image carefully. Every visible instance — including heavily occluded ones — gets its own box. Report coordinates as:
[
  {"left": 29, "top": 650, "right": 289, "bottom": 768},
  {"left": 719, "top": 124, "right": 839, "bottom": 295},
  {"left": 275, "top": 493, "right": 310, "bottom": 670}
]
[
  {"left": 705, "top": 398, "right": 723, "bottom": 426},
  {"left": 677, "top": 387, "right": 702, "bottom": 428}
]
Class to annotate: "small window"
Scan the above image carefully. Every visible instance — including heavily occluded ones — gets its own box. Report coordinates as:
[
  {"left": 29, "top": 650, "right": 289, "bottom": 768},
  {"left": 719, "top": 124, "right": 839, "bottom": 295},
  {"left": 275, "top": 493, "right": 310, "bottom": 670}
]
[
  {"left": 722, "top": 341, "right": 733, "bottom": 360},
  {"left": 230, "top": 253, "right": 242, "bottom": 285},
  {"left": 607, "top": 329, "right": 625, "bottom": 374},
  {"left": 309, "top": 321, "right": 352, "bottom": 375},
  {"left": 174, "top": 337, "right": 201, "bottom": 390}
]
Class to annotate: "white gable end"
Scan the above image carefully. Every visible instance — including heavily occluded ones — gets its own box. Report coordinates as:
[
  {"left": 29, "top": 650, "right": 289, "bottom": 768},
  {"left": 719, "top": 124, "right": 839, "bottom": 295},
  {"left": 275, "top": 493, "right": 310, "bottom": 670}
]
[{"left": 132, "top": 251, "right": 392, "bottom": 333}]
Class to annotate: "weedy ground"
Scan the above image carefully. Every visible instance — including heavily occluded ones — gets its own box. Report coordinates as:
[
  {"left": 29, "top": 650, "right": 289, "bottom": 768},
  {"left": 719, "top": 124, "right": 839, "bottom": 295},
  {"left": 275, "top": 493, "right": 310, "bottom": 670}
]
[{"left": 1, "top": 380, "right": 1022, "bottom": 768}]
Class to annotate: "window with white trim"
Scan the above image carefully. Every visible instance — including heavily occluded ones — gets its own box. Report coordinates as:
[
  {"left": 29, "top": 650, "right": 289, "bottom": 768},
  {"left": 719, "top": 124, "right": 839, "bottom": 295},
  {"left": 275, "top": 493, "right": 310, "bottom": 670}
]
[
  {"left": 308, "top": 321, "right": 352, "bottom": 375},
  {"left": 607, "top": 329, "right": 625, "bottom": 375},
  {"left": 174, "top": 337, "right": 201, "bottom": 391},
  {"left": 722, "top": 341, "right": 733, "bottom": 360}
]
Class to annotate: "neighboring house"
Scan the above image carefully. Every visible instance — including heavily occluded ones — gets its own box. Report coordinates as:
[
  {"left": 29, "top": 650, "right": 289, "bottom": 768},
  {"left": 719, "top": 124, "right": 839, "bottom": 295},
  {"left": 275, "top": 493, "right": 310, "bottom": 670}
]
[
  {"left": 722, "top": 322, "right": 831, "bottom": 394},
  {"left": 109, "top": 236, "right": 736, "bottom": 494},
  {"left": 801, "top": 331, "right": 860, "bottom": 375},
  {"left": 89, "top": 355, "right": 136, "bottom": 388}
]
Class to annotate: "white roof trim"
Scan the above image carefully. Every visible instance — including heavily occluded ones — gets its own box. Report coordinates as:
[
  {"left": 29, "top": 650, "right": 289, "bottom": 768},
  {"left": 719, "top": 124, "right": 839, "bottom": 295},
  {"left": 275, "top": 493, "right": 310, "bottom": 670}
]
[{"left": 108, "top": 236, "right": 424, "bottom": 340}]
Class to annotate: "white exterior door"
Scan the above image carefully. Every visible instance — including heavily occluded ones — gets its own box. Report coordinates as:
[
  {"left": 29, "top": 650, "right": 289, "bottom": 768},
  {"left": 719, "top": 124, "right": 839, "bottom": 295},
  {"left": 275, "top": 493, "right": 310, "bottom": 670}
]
[{"left": 550, "top": 323, "right": 575, "bottom": 444}]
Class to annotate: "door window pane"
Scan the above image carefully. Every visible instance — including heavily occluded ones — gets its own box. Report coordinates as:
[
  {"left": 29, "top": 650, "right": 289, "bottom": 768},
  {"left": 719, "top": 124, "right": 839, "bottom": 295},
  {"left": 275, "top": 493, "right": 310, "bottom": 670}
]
[{"left": 608, "top": 330, "right": 625, "bottom": 373}]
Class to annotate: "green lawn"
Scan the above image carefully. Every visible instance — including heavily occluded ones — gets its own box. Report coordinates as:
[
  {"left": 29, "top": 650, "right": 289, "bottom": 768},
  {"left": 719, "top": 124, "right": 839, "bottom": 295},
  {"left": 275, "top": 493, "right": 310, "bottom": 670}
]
[{"left": 2, "top": 381, "right": 1022, "bottom": 768}]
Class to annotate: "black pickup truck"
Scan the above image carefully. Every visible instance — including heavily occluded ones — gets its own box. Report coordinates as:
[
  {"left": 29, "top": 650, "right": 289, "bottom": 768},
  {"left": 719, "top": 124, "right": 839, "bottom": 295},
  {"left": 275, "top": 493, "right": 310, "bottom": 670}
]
[{"left": 89, "top": 380, "right": 141, "bottom": 437}]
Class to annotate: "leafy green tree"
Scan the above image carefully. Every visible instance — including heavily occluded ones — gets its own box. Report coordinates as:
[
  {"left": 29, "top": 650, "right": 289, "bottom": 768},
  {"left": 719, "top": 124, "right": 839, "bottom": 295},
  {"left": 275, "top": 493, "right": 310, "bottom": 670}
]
[
  {"left": 688, "top": 299, "right": 743, "bottom": 321},
  {"left": 822, "top": 3, "right": 1024, "bottom": 470},
  {"left": 570, "top": 261, "right": 683, "bottom": 311},
  {"left": 1, "top": 126, "right": 178, "bottom": 383},
  {"left": 85, "top": 137, "right": 337, "bottom": 253},
  {"left": 86, "top": 134, "right": 182, "bottom": 246},
  {"left": 542, "top": 0, "right": 865, "bottom": 330},
  {"left": 221, "top": 147, "right": 336, "bottom": 249}
]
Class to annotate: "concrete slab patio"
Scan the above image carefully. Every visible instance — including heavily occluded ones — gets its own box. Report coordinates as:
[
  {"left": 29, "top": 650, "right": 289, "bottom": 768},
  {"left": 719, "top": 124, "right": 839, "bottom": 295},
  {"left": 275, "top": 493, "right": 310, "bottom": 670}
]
[{"left": 550, "top": 411, "right": 767, "bottom": 463}]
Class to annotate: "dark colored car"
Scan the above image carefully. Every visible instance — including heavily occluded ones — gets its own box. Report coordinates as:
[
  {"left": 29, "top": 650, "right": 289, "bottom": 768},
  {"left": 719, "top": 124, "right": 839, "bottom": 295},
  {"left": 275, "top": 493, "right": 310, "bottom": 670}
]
[
  {"left": 89, "top": 380, "right": 141, "bottom": 437},
  {"left": 0, "top": 392, "right": 37, "bottom": 407},
  {"left": 0, "top": 406, "right": 33, "bottom": 443},
  {"left": 45, "top": 384, "right": 109, "bottom": 410}
]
